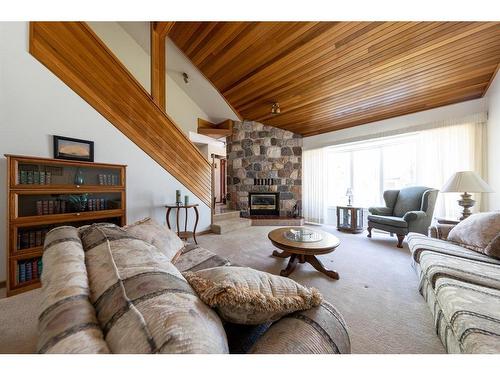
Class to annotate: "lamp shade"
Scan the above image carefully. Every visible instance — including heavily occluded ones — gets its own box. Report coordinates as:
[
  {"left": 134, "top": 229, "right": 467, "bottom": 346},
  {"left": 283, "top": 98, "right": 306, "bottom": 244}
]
[{"left": 441, "top": 171, "right": 494, "bottom": 193}]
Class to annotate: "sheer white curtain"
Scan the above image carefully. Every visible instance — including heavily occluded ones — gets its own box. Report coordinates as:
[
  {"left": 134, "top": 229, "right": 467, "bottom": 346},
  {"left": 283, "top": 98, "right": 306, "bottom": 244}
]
[
  {"left": 302, "top": 148, "right": 327, "bottom": 223},
  {"left": 302, "top": 113, "right": 487, "bottom": 223},
  {"left": 416, "top": 115, "right": 487, "bottom": 218}
]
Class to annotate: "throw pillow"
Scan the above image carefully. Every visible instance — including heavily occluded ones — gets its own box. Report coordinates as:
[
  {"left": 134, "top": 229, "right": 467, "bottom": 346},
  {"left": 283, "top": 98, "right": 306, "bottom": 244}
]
[
  {"left": 485, "top": 233, "right": 500, "bottom": 259},
  {"left": 184, "top": 266, "right": 322, "bottom": 325},
  {"left": 447, "top": 212, "right": 500, "bottom": 258},
  {"left": 124, "top": 217, "right": 184, "bottom": 262},
  {"left": 80, "top": 224, "right": 229, "bottom": 353}
]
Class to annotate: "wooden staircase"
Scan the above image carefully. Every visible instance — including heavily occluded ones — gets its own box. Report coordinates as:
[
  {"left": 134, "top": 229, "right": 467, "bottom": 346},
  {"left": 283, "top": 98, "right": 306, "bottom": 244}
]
[
  {"left": 29, "top": 22, "right": 212, "bottom": 207},
  {"left": 211, "top": 210, "right": 251, "bottom": 234}
]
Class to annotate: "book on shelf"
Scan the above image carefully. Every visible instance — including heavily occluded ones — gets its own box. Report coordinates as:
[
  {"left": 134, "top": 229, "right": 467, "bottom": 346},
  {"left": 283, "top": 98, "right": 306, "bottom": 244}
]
[
  {"left": 17, "top": 258, "right": 42, "bottom": 284},
  {"left": 19, "top": 262, "right": 26, "bottom": 283},
  {"left": 26, "top": 262, "right": 32, "bottom": 282},
  {"left": 19, "top": 170, "right": 27, "bottom": 184}
]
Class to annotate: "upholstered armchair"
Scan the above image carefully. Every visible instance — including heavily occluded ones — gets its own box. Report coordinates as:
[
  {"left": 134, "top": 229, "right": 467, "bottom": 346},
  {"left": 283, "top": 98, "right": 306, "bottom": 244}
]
[{"left": 367, "top": 186, "right": 438, "bottom": 248}]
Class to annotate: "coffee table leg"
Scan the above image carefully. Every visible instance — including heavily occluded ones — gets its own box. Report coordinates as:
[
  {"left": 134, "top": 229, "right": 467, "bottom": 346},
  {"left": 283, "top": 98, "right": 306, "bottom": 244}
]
[
  {"left": 272, "top": 250, "right": 291, "bottom": 258},
  {"left": 280, "top": 254, "right": 298, "bottom": 277},
  {"left": 305, "top": 255, "right": 339, "bottom": 280}
]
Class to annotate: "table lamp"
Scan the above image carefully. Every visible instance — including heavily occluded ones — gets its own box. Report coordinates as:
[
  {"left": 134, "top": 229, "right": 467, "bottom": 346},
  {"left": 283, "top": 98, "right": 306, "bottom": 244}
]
[
  {"left": 345, "top": 188, "right": 353, "bottom": 206},
  {"left": 441, "top": 171, "right": 494, "bottom": 220}
]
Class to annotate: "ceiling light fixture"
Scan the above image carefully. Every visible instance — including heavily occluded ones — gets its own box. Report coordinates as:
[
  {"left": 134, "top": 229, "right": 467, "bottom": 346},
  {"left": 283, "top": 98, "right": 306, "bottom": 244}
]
[
  {"left": 271, "top": 102, "right": 280, "bottom": 115},
  {"left": 183, "top": 72, "right": 189, "bottom": 84}
]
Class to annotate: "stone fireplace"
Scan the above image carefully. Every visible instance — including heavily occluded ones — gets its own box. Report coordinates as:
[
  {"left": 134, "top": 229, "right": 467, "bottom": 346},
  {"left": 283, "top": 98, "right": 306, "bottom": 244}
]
[{"left": 226, "top": 121, "right": 302, "bottom": 217}]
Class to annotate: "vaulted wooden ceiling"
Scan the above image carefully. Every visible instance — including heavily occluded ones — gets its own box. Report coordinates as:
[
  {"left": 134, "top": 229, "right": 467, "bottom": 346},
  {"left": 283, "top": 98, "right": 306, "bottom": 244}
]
[{"left": 169, "top": 22, "right": 500, "bottom": 137}]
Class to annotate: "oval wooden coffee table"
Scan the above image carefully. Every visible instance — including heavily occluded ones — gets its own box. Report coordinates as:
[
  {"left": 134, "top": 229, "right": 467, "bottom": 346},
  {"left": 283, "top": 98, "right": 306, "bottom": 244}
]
[{"left": 268, "top": 227, "right": 341, "bottom": 280}]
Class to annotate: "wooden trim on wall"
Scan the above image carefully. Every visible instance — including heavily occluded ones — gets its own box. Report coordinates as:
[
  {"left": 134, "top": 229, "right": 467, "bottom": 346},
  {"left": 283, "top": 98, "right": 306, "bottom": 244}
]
[
  {"left": 151, "top": 22, "right": 168, "bottom": 110},
  {"left": 30, "top": 22, "right": 211, "bottom": 206}
]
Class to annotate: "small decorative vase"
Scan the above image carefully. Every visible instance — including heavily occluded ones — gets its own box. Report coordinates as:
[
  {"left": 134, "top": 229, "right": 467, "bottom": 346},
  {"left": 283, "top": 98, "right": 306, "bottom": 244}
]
[
  {"left": 184, "top": 195, "right": 189, "bottom": 206},
  {"left": 68, "top": 194, "right": 89, "bottom": 212},
  {"left": 74, "top": 169, "right": 85, "bottom": 185},
  {"left": 176, "top": 190, "right": 182, "bottom": 205}
]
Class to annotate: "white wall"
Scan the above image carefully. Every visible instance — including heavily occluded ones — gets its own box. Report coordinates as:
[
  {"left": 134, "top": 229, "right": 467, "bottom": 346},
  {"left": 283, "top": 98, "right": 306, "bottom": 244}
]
[
  {"left": 88, "top": 22, "right": 151, "bottom": 93},
  {"left": 166, "top": 75, "right": 210, "bottom": 135},
  {"left": 303, "top": 99, "right": 487, "bottom": 150},
  {"left": 485, "top": 72, "right": 500, "bottom": 210},
  {"left": 0, "top": 22, "right": 211, "bottom": 283}
]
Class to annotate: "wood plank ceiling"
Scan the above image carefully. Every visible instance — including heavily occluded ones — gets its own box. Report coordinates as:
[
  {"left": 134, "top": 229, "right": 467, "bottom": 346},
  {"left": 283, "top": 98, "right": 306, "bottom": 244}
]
[{"left": 169, "top": 22, "right": 500, "bottom": 137}]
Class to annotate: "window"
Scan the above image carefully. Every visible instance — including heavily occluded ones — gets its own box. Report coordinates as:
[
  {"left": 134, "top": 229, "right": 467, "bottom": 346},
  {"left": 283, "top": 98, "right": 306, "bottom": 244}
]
[
  {"left": 325, "top": 134, "right": 417, "bottom": 208},
  {"left": 303, "top": 117, "right": 486, "bottom": 224}
]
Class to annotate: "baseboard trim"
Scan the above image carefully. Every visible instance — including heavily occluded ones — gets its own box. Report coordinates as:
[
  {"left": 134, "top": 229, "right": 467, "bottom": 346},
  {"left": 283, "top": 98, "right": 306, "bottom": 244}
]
[
  {"left": 0, "top": 280, "right": 6, "bottom": 289},
  {"left": 197, "top": 229, "right": 212, "bottom": 236}
]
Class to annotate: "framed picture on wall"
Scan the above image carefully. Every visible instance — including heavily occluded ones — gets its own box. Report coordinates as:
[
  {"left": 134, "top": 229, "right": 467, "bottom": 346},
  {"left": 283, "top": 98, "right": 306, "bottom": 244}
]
[{"left": 53, "top": 135, "right": 94, "bottom": 162}]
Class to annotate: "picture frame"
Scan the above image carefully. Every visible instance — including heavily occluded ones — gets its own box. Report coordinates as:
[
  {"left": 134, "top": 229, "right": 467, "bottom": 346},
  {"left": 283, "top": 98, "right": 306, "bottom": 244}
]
[{"left": 53, "top": 135, "right": 94, "bottom": 162}]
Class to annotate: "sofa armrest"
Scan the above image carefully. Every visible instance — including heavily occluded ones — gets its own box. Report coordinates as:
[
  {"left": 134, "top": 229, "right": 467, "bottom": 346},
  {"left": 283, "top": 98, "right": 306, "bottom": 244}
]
[
  {"left": 368, "top": 206, "right": 392, "bottom": 216},
  {"left": 249, "top": 301, "right": 351, "bottom": 354},
  {"left": 403, "top": 210, "right": 427, "bottom": 222},
  {"left": 428, "top": 223, "right": 456, "bottom": 240}
]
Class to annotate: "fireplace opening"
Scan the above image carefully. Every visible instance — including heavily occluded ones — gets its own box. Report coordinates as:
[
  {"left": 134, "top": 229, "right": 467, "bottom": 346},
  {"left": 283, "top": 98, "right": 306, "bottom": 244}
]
[{"left": 249, "top": 192, "right": 279, "bottom": 216}]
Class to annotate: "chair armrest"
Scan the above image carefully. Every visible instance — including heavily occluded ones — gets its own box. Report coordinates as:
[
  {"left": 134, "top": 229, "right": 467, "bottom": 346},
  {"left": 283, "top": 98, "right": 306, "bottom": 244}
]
[
  {"left": 368, "top": 206, "right": 392, "bottom": 215},
  {"left": 403, "top": 210, "right": 427, "bottom": 222}
]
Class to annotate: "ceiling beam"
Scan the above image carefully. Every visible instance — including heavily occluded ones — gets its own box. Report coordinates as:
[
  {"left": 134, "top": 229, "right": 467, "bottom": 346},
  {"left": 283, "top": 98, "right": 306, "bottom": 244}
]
[{"left": 154, "top": 22, "right": 176, "bottom": 38}]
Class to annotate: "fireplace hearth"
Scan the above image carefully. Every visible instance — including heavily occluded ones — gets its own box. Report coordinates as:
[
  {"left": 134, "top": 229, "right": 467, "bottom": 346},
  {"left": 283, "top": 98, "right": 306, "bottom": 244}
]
[{"left": 249, "top": 192, "right": 280, "bottom": 216}]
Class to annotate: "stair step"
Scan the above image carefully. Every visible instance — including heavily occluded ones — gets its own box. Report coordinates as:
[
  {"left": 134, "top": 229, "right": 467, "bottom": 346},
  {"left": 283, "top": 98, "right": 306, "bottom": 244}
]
[
  {"left": 211, "top": 217, "right": 251, "bottom": 234},
  {"left": 213, "top": 210, "right": 241, "bottom": 220}
]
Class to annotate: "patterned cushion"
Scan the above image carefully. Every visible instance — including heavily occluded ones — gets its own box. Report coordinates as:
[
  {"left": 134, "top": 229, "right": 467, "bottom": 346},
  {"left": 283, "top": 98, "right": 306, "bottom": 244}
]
[
  {"left": 184, "top": 266, "right": 322, "bottom": 325},
  {"left": 80, "top": 223, "right": 228, "bottom": 353},
  {"left": 174, "top": 244, "right": 231, "bottom": 272},
  {"left": 447, "top": 212, "right": 500, "bottom": 258},
  {"left": 433, "top": 277, "right": 500, "bottom": 353},
  {"left": 249, "top": 301, "right": 350, "bottom": 354},
  {"left": 37, "top": 226, "right": 109, "bottom": 354},
  {"left": 407, "top": 233, "right": 500, "bottom": 266},
  {"left": 418, "top": 251, "right": 500, "bottom": 290},
  {"left": 124, "top": 217, "right": 185, "bottom": 262}
]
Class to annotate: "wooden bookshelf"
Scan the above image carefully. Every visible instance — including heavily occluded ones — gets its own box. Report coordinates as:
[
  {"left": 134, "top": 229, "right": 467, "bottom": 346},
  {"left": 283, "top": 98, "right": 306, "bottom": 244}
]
[{"left": 5, "top": 155, "right": 127, "bottom": 296}]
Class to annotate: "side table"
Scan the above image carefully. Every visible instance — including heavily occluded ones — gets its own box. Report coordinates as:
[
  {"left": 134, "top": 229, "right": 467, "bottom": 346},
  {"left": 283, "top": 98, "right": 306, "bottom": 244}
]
[
  {"left": 336, "top": 206, "right": 364, "bottom": 233},
  {"left": 165, "top": 203, "right": 199, "bottom": 244}
]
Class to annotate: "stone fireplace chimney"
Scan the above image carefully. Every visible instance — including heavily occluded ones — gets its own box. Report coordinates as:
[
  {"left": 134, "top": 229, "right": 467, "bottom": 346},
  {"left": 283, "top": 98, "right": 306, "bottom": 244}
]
[{"left": 226, "top": 121, "right": 302, "bottom": 217}]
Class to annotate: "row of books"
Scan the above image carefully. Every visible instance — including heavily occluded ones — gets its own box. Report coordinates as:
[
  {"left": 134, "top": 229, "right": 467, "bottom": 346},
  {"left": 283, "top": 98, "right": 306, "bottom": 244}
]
[
  {"left": 18, "top": 170, "right": 52, "bottom": 185},
  {"left": 98, "top": 174, "right": 119, "bottom": 186},
  {"left": 88, "top": 198, "right": 108, "bottom": 211},
  {"left": 17, "top": 229, "right": 49, "bottom": 250},
  {"left": 36, "top": 200, "right": 68, "bottom": 215},
  {"left": 17, "top": 258, "right": 42, "bottom": 284}
]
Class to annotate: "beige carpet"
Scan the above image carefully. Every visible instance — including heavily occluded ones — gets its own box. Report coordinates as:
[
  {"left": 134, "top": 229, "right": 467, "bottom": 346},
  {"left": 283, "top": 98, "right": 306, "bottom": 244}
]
[
  {"left": 197, "top": 225, "right": 445, "bottom": 354},
  {"left": 0, "top": 225, "right": 445, "bottom": 354},
  {"left": 0, "top": 287, "right": 41, "bottom": 353}
]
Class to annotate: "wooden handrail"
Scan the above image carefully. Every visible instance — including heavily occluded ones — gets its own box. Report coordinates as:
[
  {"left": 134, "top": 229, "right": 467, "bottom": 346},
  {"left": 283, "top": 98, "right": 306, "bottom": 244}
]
[{"left": 29, "top": 22, "right": 212, "bottom": 206}]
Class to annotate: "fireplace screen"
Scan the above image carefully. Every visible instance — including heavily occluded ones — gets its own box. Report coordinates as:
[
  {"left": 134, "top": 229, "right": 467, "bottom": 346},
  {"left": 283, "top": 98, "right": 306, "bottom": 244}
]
[{"left": 249, "top": 192, "right": 279, "bottom": 216}]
